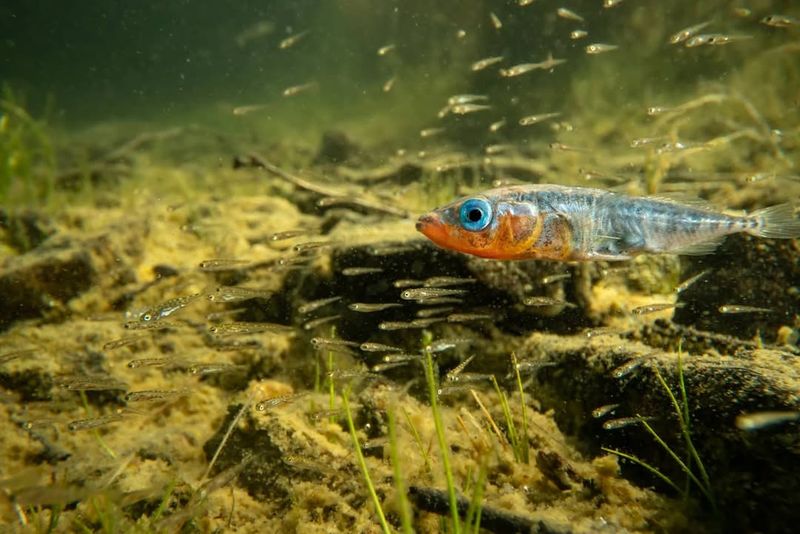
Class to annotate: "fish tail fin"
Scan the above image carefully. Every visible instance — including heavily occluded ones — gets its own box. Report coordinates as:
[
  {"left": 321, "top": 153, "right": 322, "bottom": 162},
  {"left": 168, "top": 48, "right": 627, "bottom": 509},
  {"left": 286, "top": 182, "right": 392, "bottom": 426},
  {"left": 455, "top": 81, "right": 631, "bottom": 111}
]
[{"left": 748, "top": 203, "right": 800, "bottom": 239}]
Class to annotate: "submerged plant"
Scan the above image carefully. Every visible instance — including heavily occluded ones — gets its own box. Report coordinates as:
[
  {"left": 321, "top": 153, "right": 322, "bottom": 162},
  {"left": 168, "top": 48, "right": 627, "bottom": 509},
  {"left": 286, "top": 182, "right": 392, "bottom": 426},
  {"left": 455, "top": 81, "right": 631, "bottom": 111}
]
[
  {"left": 0, "top": 85, "right": 57, "bottom": 205},
  {"left": 603, "top": 347, "right": 716, "bottom": 512},
  {"left": 342, "top": 386, "right": 391, "bottom": 534},
  {"left": 421, "top": 329, "right": 461, "bottom": 534}
]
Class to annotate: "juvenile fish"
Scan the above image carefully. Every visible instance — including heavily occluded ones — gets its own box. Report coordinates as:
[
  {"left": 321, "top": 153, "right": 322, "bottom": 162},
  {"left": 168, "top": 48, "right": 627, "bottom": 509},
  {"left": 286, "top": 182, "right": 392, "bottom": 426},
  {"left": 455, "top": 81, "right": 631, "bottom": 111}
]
[
  {"left": 198, "top": 259, "right": 251, "bottom": 272},
  {"left": 603, "top": 416, "right": 654, "bottom": 430},
  {"left": 57, "top": 375, "right": 127, "bottom": 391},
  {"left": 519, "top": 112, "right": 561, "bottom": 126},
  {"left": 208, "top": 287, "right": 272, "bottom": 303},
  {"left": 685, "top": 34, "right": 752, "bottom": 47},
  {"left": 255, "top": 392, "right": 308, "bottom": 411},
  {"left": 416, "top": 306, "right": 455, "bottom": 318},
  {"left": 424, "top": 276, "right": 476, "bottom": 287},
  {"left": 279, "top": 30, "right": 309, "bottom": 49},
  {"left": 557, "top": 8, "right": 584, "bottom": 22},
  {"left": 585, "top": 43, "right": 618, "bottom": 54},
  {"left": 718, "top": 304, "right": 773, "bottom": 314},
  {"left": 401, "top": 287, "right": 467, "bottom": 300},
  {"left": 268, "top": 229, "right": 309, "bottom": 241},
  {"left": 125, "top": 389, "right": 190, "bottom": 402},
  {"left": 736, "top": 411, "right": 800, "bottom": 431},
  {"left": 631, "top": 302, "right": 682, "bottom": 315},
  {"left": 140, "top": 293, "right": 202, "bottom": 322},
  {"left": 451, "top": 103, "right": 491, "bottom": 115},
  {"left": 394, "top": 279, "right": 424, "bottom": 288},
  {"left": 592, "top": 403, "right": 620, "bottom": 419},
  {"left": 447, "top": 313, "right": 492, "bottom": 323},
  {"left": 669, "top": 20, "right": 712, "bottom": 44},
  {"left": 360, "top": 342, "right": 403, "bottom": 353},
  {"left": 471, "top": 56, "right": 504, "bottom": 71},
  {"left": 348, "top": 302, "right": 403, "bottom": 312},
  {"left": 282, "top": 82, "right": 317, "bottom": 97},
  {"left": 377, "top": 44, "right": 396, "bottom": 56},
  {"left": 303, "top": 314, "right": 341, "bottom": 330},
  {"left": 760, "top": 15, "right": 799, "bottom": 28},
  {"left": 489, "top": 119, "right": 506, "bottom": 132},
  {"left": 541, "top": 273, "right": 571, "bottom": 285},
  {"left": 209, "top": 322, "right": 293, "bottom": 336},
  {"left": 310, "top": 337, "right": 359, "bottom": 349},
  {"left": 675, "top": 269, "right": 711, "bottom": 293},
  {"left": 570, "top": 29, "right": 588, "bottom": 40},
  {"left": 341, "top": 267, "right": 384, "bottom": 276},
  {"left": 188, "top": 362, "right": 248, "bottom": 375},
  {"left": 524, "top": 296, "right": 576, "bottom": 308},
  {"left": 416, "top": 184, "right": 800, "bottom": 261},
  {"left": 68, "top": 412, "right": 126, "bottom": 432},
  {"left": 127, "top": 357, "right": 173, "bottom": 369},
  {"left": 448, "top": 94, "right": 488, "bottom": 106},
  {"left": 298, "top": 296, "right": 342, "bottom": 314}
]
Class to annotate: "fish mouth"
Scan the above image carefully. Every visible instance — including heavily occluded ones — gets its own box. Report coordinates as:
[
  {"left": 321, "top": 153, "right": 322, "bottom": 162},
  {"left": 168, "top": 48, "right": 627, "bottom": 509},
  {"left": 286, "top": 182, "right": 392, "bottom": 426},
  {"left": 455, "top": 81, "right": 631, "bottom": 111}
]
[{"left": 416, "top": 213, "right": 447, "bottom": 243}]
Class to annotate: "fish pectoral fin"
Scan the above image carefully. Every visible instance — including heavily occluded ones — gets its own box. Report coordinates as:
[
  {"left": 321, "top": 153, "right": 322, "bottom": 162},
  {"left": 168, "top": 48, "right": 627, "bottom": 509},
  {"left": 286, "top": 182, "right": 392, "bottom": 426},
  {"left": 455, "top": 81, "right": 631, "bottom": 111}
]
[{"left": 672, "top": 235, "right": 726, "bottom": 256}]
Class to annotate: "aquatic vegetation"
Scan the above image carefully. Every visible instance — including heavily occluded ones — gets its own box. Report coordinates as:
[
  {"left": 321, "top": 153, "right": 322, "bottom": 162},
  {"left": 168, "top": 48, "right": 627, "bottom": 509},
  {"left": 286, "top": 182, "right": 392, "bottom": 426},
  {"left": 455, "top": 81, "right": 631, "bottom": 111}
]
[
  {"left": 342, "top": 387, "right": 391, "bottom": 534},
  {"left": 0, "top": 86, "right": 56, "bottom": 206},
  {"left": 603, "top": 348, "right": 716, "bottom": 511}
]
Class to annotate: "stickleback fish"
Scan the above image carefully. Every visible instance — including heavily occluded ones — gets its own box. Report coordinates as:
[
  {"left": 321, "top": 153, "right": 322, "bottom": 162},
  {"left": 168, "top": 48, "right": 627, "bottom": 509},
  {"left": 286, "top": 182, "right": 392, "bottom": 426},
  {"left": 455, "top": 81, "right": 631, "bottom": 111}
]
[{"left": 416, "top": 185, "right": 800, "bottom": 261}]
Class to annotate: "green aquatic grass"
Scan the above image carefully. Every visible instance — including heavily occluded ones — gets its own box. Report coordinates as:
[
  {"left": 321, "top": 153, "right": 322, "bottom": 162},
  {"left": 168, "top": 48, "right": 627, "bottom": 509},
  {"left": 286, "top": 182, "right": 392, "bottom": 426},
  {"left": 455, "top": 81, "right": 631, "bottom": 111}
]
[
  {"left": 490, "top": 376, "right": 524, "bottom": 464},
  {"left": 77, "top": 391, "right": 117, "bottom": 460},
  {"left": 402, "top": 406, "right": 433, "bottom": 475},
  {"left": 463, "top": 456, "right": 488, "bottom": 534},
  {"left": 388, "top": 407, "right": 413, "bottom": 534},
  {"left": 421, "top": 330, "right": 461, "bottom": 534},
  {"left": 603, "top": 348, "right": 716, "bottom": 512},
  {"left": 0, "top": 85, "right": 57, "bottom": 206},
  {"left": 342, "top": 387, "right": 391, "bottom": 534},
  {"left": 511, "top": 353, "right": 531, "bottom": 464}
]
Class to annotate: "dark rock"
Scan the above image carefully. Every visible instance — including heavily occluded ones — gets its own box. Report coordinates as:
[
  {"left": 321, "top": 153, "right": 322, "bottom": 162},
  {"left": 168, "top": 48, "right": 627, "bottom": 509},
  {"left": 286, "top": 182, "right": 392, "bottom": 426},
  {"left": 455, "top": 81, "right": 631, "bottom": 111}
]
[
  {"left": 313, "top": 130, "right": 358, "bottom": 164},
  {"left": 518, "top": 331, "right": 800, "bottom": 534},
  {"left": 674, "top": 234, "right": 800, "bottom": 345}
]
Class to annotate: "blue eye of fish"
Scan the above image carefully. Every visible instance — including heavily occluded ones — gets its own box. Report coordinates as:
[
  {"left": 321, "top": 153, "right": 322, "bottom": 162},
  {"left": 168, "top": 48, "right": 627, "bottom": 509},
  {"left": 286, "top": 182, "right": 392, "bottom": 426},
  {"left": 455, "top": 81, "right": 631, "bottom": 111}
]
[{"left": 459, "top": 198, "right": 492, "bottom": 231}]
